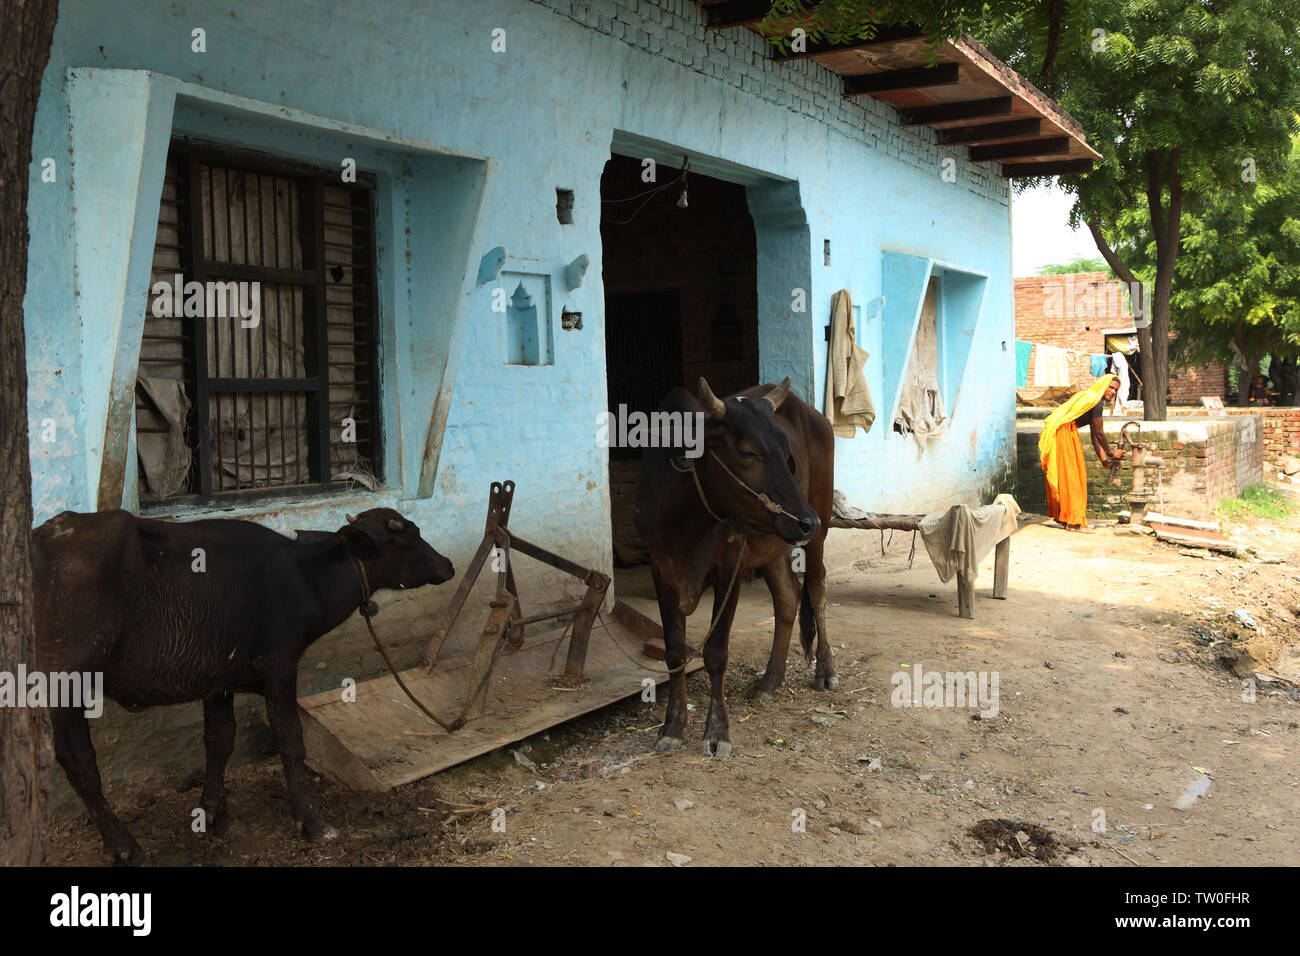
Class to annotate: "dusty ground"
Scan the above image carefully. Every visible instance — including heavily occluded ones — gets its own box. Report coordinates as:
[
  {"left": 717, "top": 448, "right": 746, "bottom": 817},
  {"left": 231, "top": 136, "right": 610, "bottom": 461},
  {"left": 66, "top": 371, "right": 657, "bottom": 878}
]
[{"left": 48, "top": 490, "right": 1300, "bottom": 867}]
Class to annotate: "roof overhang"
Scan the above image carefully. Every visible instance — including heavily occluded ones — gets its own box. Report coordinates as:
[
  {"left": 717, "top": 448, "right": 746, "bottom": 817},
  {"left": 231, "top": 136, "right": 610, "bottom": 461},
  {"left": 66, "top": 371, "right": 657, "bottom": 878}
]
[{"left": 699, "top": 1, "right": 1101, "bottom": 178}]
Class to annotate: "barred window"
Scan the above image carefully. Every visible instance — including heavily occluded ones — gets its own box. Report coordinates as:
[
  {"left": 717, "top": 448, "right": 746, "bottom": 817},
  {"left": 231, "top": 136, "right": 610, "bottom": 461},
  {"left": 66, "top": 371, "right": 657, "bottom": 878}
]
[{"left": 135, "top": 142, "right": 381, "bottom": 504}]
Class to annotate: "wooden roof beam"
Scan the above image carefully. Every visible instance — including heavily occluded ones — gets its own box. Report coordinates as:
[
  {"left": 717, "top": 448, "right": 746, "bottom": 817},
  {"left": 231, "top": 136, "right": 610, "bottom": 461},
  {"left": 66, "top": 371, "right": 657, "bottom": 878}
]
[
  {"left": 900, "top": 96, "right": 1012, "bottom": 125},
  {"left": 1001, "top": 158, "right": 1096, "bottom": 178},
  {"left": 937, "top": 118, "right": 1041, "bottom": 145},
  {"left": 844, "top": 63, "right": 960, "bottom": 96},
  {"left": 969, "top": 136, "right": 1069, "bottom": 161},
  {"left": 773, "top": 26, "right": 927, "bottom": 62}
]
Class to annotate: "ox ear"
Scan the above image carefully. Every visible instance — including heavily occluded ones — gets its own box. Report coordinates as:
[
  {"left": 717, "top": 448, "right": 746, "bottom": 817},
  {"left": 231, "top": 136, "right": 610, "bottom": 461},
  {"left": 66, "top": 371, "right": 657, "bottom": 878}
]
[
  {"left": 338, "top": 520, "right": 382, "bottom": 554},
  {"left": 698, "top": 378, "right": 726, "bottom": 419},
  {"left": 762, "top": 377, "right": 792, "bottom": 412}
]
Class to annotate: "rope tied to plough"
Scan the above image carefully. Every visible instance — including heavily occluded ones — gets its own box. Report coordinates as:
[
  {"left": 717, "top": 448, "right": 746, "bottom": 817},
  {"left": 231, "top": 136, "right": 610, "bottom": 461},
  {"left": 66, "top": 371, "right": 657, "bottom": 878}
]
[{"left": 352, "top": 556, "right": 457, "bottom": 734}]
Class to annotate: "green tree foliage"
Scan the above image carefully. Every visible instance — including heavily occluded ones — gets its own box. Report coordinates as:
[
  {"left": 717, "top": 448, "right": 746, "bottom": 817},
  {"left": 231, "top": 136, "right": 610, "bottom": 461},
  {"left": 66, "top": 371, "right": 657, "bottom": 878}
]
[
  {"left": 766, "top": 2, "right": 1300, "bottom": 419},
  {"left": 980, "top": 0, "right": 1300, "bottom": 418},
  {"left": 766, "top": 1, "right": 1082, "bottom": 78},
  {"left": 1037, "top": 256, "right": 1113, "bottom": 275},
  {"left": 1129, "top": 136, "right": 1300, "bottom": 405}
]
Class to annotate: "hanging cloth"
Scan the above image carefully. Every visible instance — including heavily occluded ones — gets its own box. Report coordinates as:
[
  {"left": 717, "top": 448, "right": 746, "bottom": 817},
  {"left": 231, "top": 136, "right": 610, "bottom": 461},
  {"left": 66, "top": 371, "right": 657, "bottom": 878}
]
[
  {"left": 1015, "top": 340, "right": 1033, "bottom": 388},
  {"left": 1033, "top": 344, "right": 1072, "bottom": 387},
  {"left": 823, "top": 289, "right": 876, "bottom": 437}
]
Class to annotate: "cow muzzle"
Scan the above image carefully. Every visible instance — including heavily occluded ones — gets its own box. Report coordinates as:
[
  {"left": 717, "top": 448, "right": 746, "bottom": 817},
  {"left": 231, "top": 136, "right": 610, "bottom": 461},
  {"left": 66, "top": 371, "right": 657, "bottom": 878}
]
[{"left": 779, "top": 512, "right": 819, "bottom": 547}]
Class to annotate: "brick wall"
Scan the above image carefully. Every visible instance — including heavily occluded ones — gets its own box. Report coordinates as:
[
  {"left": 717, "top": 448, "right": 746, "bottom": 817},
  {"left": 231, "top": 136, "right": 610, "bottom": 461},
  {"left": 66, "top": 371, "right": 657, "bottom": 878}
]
[
  {"left": 1168, "top": 364, "right": 1230, "bottom": 405},
  {"left": 609, "top": 458, "right": 642, "bottom": 557},
  {"left": 1013, "top": 272, "right": 1227, "bottom": 400},
  {"left": 1015, "top": 413, "right": 1263, "bottom": 520},
  {"left": 1013, "top": 272, "right": 1119, "bottom": 348},
  {"left": 1169, "top": 406, "right": 1300, "bottom": 472}
]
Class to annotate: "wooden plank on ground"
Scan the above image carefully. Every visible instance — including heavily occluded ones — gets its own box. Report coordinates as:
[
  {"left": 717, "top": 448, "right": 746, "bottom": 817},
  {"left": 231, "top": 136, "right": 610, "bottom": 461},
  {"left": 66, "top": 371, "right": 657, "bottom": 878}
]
[{"left": 299, "top": 617, "right": 699, "bottom": 791}]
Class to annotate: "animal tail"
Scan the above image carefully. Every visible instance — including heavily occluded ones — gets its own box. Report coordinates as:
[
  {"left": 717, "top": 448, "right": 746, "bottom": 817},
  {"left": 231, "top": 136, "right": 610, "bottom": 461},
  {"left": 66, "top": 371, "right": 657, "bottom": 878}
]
[{"left": 798, "top": 576, "right": 816, "bottom": 660}]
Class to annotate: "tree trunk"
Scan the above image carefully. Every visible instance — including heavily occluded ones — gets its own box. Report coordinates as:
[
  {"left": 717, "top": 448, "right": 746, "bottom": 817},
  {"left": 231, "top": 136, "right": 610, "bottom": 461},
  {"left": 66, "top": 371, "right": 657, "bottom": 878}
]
[
  {"left": 1236, "top": 359, "right": 1260, "bottom": 408},
  {"left": 0, "top": 0, "right": 60, "bottom": 867},
  {"left": 1137, "top": 149, "right": 1184, "bottom": 422},
  {"left": 1143, "top": 279, "right": 1170, "bottom": 420}
]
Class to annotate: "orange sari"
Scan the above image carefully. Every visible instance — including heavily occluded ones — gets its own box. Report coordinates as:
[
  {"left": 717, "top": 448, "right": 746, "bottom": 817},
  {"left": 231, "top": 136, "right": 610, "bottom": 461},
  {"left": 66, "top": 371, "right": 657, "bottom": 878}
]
[{"left": 1038, "top": 376, "right": 1115, "bottom": 528}]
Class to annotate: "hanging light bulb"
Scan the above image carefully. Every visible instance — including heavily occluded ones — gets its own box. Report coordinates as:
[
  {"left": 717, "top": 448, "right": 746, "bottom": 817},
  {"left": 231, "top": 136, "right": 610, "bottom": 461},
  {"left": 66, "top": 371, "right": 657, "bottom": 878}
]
[{"left": 676, "top": 158, "right": 689, "bottom": 209}]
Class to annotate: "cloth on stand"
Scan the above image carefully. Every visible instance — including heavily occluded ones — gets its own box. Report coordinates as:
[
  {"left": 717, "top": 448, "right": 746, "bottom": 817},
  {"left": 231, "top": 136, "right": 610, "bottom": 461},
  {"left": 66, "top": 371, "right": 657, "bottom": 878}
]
[
  {"left": 1090, "top": 353, "right": 1109, "bottom": 376},
  {"left": 1016, "top": 385, "right": 1076, "bottom": 407},
  {"left": 917, "top": 493, "right": 1022, "bottom": 584},
  {"left": 1032, "top": 343, "right": 1073, "bottom": 387},
  {"left": 1015, "top": 340, "right": 1033, "bottom": 387},
  {"left": 823, "top": 289, "right": 876, "bottom": 437}
]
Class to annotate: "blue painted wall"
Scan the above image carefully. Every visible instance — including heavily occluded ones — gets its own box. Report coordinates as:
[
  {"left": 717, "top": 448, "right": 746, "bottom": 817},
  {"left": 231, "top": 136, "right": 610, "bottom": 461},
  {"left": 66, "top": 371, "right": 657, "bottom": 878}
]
[{"left": 24, "top": 0, "right": 1017, "bottom": 592}]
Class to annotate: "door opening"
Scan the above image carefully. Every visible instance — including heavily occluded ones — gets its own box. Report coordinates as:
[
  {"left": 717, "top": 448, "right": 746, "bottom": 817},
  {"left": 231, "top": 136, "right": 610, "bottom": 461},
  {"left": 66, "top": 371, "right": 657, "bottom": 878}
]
[{"left": 600, "top": 153, "right": 759, "bottom": 565}]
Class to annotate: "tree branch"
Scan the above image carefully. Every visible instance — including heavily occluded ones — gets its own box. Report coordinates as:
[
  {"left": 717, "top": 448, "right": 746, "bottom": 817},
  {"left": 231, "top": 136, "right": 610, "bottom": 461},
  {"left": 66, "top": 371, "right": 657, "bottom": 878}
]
[
  {"left": 1038, "top": 0, "right": 1063, "bottom": 79},
  {"left": 1145, "top": 151, "right": 1167, "bottom": 258},
  {"left": 1085, "top": 218, "right": 1138, "bottom": 287}
]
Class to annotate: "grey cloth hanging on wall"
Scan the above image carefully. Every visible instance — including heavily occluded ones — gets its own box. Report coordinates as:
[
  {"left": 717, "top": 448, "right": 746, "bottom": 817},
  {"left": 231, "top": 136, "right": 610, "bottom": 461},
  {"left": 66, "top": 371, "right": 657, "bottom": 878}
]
[{"left": 892, "top": 278, "right": 947, "bottom": 451}]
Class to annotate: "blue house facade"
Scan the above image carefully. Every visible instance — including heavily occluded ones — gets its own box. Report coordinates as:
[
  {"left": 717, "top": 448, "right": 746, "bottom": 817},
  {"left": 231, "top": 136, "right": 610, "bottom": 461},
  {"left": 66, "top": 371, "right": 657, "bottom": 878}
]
[{"left": 24, "top": 0, "right": 1098, "bottom": 601}]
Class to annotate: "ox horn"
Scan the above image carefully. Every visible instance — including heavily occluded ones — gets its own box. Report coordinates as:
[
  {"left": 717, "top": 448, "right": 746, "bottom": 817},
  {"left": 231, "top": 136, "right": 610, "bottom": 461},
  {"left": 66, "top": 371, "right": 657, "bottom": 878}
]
[
  {"left": 763, "top": 377, "right": 792, "bottom": 412},
  {"left": 698, "top": 378, "right": 726, "bottom": 419},
  {"left": 346, "top": 513, "right": 358, "bottom": 523},
  {"left": 387, "top": 518, "right": 404, "bottom": 532}
]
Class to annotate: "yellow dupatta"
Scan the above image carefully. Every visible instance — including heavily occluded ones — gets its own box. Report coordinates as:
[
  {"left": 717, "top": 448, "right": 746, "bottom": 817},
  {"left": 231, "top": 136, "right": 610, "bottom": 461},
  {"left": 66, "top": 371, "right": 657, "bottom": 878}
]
[{"left": 1038, "top": 374, "right": 1115, "bottom": 489}]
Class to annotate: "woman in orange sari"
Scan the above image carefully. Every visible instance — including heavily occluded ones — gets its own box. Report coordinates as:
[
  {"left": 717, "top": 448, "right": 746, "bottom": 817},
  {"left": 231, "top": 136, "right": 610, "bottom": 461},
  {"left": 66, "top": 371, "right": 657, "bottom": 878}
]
[{"left": 1038, "top": 375, "right": 1123, "bottom": 531}]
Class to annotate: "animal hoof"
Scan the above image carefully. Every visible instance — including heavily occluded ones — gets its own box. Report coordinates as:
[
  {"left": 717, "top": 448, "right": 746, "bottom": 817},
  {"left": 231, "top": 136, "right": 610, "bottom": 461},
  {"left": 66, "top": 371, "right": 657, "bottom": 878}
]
[
  {"left": 815, "top": 674, "right": 839, "bottom": 691},
  {"left": 300, "top": 818, "right": 336, "bottom": 842},
  {"left": 655, "top": 736, "right": 681, "bottom": 753},
  {"left": 702, "top": 739, "right": 732, "bottom": 758},
  {"left": 106, "top": 840, "right": 143, "bottom": 867}
]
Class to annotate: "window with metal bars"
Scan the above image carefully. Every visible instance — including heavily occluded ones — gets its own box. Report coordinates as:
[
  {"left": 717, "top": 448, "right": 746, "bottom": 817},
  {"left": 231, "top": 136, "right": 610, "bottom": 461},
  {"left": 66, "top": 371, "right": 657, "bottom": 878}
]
[{"left": 134, "top": 142, "right": 381, "bottom": 505}]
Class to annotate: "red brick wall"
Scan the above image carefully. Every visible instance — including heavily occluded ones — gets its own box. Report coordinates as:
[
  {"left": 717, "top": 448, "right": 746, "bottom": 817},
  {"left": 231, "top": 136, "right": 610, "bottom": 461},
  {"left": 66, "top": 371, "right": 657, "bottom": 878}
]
[
  {"left": 1014, "top": 272, "right": 1122, "bottom": 348},
  {"left": 1016, "top": 415, "right": 1263, "bottom": 520},
  {"left": 1168, "top": 364, "right": 1230, "bottom": 405},
  {"left": 1014, "top": 272, "right": 1227, "bottom": 401},
  {"left": 1170, "top": 406, "right": 1300, "bottom": 470}
]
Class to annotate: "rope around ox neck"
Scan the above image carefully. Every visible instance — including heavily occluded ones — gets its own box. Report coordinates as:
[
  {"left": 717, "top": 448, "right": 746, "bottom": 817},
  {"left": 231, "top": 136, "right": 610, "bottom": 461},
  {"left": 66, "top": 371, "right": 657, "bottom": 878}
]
[
  {"left": 351, "top": 556, "right": 456, "bottom": 734},
  {"left": 670, "top": 449, "right": 803, "bottom": 525}
]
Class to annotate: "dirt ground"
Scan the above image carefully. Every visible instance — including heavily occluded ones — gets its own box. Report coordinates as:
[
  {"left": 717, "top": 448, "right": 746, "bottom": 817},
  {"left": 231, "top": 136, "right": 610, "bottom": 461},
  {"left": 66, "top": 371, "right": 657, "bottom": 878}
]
[{"left": 48, "top": 490, "right": 1300, "bottom": 867}]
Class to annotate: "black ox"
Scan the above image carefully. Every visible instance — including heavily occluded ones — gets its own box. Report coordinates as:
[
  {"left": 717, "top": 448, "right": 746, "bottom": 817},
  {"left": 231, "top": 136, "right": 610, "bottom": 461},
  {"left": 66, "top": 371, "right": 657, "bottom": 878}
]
[
  {"left": 635, "top": 377, "right": 836, "bottom": 756},
  {"left": 32, "top": 507, "right": 454, "bottom": 864}
]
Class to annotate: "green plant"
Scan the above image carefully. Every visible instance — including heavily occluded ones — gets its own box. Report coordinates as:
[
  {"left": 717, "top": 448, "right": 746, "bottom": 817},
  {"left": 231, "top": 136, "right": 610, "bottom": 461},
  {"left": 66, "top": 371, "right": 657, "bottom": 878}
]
[{"left": 1215, "top": 483, "right": 1293, "bottom": 521}]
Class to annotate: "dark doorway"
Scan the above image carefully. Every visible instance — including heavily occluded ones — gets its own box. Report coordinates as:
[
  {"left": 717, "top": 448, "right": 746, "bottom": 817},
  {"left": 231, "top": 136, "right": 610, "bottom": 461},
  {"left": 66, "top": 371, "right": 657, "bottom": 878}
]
[{"left": 600, "top": 153, "right": 759, "bottom": 563}]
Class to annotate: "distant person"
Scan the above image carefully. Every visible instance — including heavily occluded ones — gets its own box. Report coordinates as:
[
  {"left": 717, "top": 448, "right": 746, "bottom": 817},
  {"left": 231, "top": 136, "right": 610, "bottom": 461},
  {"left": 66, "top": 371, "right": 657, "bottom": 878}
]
[
  {"left": 1249, "top": 372, "right": 1272, "bottom": 405},
  {"left": 1039, "top": 375, "right": 1124, "bottom": 532}
]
